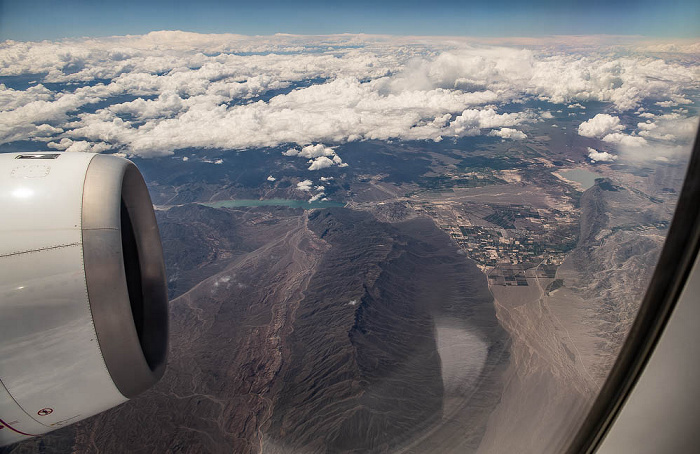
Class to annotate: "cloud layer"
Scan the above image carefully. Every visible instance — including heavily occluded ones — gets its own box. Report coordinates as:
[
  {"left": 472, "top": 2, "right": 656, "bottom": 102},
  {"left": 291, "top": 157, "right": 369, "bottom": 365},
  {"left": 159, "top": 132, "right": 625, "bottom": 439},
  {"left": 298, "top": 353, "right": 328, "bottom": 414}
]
[{"left": 0, "top": 32, "right": 698, "bottom": 158}]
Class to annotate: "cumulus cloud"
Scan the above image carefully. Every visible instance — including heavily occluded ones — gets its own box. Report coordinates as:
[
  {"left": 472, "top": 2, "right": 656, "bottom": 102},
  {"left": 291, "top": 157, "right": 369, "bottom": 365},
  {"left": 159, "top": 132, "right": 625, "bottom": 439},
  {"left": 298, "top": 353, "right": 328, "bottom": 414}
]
[
  {"left": 267, "top": 175, "right": 276, "bottom": 181},
  {"left": 285, "top": 144, "right": 347, "bottom": 170},
  {"left": 0, "top": 33, "right": 698, "bottom": 157},
  {"left": 583, "top": 111, "right": 690, "bottom": 156},
  {"left": 601, "top": 133, "right": 648, "bottom": 147},
  {"left": 448, "top": 108, "right": 527, "bottom": 137},
  {"left": 213, "top": 275, "right": 231, "bottom": 288},
  {"left": 308, "top": 191, "right": 326, "bottom": 202},
  {"left": 308, "top": 156, "right": 335, "bottom": 171},
  {"left": 587, "top": 147, "right": 617, "bottom": 162},
  {"left": 47, "top": 137, "right": 111, "bottom": 153},
  {"left": 296, "top": 179, "right": 313, "bottom": 191},
  {"left": 285, "top": 144, "right": 335, "bottom": 158},
  {"left": 578, "top": 114, "right": 624, "bottom": 138},
  {"left": 306, "top": 183, "right": 327, "bottom": 202},
  {"left": 489, "top": 127, "right": 527, "bottom": 140},
  {"left": 637, "top": 114, "right": 699, "bottom": 142}
]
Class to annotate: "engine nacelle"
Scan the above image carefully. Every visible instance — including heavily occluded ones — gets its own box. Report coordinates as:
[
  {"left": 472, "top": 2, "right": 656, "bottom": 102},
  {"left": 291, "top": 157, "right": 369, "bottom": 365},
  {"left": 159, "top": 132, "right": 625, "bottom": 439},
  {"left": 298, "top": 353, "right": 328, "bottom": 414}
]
[{"left": 0, "top": 152, "right": 168, "bottom": 446}]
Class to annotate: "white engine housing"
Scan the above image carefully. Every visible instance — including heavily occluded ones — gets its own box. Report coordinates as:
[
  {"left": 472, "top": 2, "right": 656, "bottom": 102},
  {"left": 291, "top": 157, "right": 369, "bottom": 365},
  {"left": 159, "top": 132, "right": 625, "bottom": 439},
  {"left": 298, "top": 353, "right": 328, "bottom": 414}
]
[{"left": 0, "top": 152, "right": 168, "bottom": 446}]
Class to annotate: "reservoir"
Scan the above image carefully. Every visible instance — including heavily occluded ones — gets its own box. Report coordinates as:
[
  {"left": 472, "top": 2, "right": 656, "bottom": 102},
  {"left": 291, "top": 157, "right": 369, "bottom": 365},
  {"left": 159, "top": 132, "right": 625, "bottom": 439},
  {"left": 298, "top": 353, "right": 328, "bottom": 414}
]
[
  {"left": 201, "top": 198, "right": 346, "bottom": 209},
  {"left": 558, "top": 168, "right": 602, "bottom": 190}
]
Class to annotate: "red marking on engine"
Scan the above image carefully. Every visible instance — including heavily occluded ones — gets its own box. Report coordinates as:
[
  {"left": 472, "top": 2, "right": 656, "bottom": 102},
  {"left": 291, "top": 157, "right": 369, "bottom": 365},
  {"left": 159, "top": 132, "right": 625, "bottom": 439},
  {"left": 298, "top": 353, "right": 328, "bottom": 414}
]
[{"left": 0, "top": 417, "right": 37, "bottom": 437}]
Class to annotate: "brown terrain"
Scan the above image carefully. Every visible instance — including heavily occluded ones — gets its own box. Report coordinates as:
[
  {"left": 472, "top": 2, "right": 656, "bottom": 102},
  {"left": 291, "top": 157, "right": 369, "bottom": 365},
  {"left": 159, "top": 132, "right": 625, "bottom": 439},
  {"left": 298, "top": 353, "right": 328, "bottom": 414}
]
[
  {"left": 476, "top": 175, "right": 679, "bottom": 454},
  {"left": 4, "top": 143, "right": 685, "bottom": 454},
  {"left": 5, "top": 205, "right": 508, "bottom": 454}
]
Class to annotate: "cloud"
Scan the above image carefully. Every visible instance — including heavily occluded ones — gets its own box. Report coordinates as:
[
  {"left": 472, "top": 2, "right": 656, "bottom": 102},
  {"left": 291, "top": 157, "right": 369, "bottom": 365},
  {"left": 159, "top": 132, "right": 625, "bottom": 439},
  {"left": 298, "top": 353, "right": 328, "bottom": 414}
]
[
  {"left": 213, "top": 275, "right": 231, "bottom": 288},
  {"left": 285, "top": 144, "right": 336, "bottom": 159},
  {"left": 637, "top": 114, "right": 699, "bottom": 143},
  {"left": 308, "top": 156, "right": 335, "bottom": 171},
  {"left": 285, "top": 144, "right": 347, "bottom": 170},
  {"left": 635, "top": 40, "right": 700, "bottom": 54},
  {"left": 0, "top": 33, "right": 698, "bottom": 158},
  {"left": 489, "top": 127, "right": 527, "bottom": 140},
  {"left": 601, "top": 133, "right": 648, "bottom": 147},
  {"left": 198, "top": 157, "right": 224, "bottom": 164},
  {"left": 307, "top": 183, "right": 327, "bottom": 201},
  {"left": 448, "top": 108, "right": 527, "bottom": 137},
  {"left": 308, "top": 191, "right": 326, "bottom": 202},
  {"left": 267, "top": 175, "right": 276, "bottom": 181},
  {"left": 296, "top": 179, "right": 313, "bottom": 191},
  {"left": 587, "top": 147, "right": 617, "bottom": 162},
  {"left": 578, "top": 114, "right": 624, "bottom": 138},
  {"left": 47, "top": 137, "right": 111, "bottom": 153}
]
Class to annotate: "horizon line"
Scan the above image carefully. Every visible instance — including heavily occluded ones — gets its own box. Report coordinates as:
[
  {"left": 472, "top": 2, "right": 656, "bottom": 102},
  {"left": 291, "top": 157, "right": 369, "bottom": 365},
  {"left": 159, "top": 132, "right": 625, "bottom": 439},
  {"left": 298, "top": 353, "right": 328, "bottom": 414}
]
[{"left": 4, "top": 30, "right": 700, "bottom": 44}]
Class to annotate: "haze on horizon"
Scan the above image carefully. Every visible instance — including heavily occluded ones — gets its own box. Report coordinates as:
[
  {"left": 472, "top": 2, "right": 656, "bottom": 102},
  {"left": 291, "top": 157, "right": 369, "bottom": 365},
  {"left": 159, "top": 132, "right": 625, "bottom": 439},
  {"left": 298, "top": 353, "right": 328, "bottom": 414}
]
[{"left": 1, "top": 0, "right": 699, "bottom": 41}]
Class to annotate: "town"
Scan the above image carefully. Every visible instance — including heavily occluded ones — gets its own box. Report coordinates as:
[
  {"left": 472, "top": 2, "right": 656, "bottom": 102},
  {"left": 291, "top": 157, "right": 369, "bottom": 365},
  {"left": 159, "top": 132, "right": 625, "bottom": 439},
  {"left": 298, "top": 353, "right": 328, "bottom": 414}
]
[{"left": 410, "top": 200, "right": 578, "bottom": 286}]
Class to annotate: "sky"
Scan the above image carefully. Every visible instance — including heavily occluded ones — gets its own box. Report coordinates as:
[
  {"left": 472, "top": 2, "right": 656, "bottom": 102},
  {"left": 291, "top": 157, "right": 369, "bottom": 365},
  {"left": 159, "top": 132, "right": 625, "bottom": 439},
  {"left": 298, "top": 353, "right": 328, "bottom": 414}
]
[{"left": 1, "top": 0, "right": 699, "bottom": 41}]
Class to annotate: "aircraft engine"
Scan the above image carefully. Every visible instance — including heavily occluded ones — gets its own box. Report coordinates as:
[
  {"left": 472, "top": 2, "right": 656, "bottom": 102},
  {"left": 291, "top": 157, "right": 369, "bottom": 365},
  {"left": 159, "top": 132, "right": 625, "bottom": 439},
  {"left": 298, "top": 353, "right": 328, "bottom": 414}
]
[{"left": 0, "top": 152, "right": 168, "bottom": 446}]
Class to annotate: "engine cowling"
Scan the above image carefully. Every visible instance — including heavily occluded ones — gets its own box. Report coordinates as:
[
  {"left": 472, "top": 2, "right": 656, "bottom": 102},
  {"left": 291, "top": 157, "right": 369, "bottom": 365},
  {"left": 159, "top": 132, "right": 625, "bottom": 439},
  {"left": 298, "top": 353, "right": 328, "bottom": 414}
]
[{"left": 0, "top": 152, "right": 168, "bottom": 446}]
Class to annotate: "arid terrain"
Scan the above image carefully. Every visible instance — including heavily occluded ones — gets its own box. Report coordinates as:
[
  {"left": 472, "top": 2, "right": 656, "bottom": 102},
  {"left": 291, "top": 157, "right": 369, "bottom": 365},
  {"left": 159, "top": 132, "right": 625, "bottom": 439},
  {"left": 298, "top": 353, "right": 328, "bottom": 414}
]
[
  {"left": 1, "top": 30, "right": 699, "bottom": 454},
  {"left": 3, "top": 132, "right": 689, "bottom": 454},
  {"left": 4, "top": 205, "right": 509, "bottom": 454}
]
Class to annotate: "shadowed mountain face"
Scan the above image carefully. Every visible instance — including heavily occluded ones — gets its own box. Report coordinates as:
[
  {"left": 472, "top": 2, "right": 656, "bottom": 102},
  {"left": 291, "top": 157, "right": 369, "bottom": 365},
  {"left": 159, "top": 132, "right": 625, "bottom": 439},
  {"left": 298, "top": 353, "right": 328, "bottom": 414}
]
[
  {"left": 155, "top": 204, "right": 306, "bottom": 299},
  {"left": 3, "top": 206, "right": 507, "bottom": 454},
  {"left": 156, "top": 204, "right": 250, "bottom": 299},
  {"left": 265, "top": 209, "right": 445, "bottom": 453},
  {"left": 264, "top": 209, "right": 508, "bottom": 453}
]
